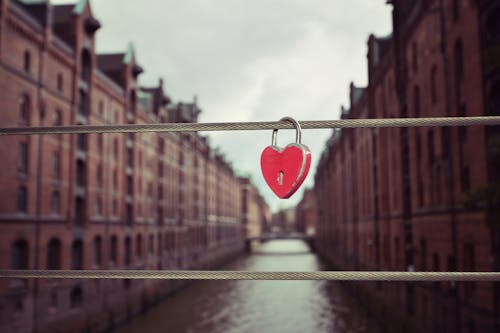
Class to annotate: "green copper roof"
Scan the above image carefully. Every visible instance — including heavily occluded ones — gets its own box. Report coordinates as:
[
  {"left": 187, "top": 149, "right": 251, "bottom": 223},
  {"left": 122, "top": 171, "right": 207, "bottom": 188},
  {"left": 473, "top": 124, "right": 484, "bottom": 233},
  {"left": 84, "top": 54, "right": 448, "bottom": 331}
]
[
  {"left": 73, "top": 0, "right": 87, "bottom": 15},
  {"left": 123, "top": 42, "right": 135, "bottom": 64}
]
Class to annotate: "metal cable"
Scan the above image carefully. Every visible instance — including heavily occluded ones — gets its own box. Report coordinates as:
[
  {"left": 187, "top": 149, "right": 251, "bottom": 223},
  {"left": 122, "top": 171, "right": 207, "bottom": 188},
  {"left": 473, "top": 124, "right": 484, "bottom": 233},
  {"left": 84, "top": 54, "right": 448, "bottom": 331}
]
[
  {"left": 1, "top": 116, "right": 500, "bottom": 135},
  {"left": 1, "top": 270, "right": 499, "bottom": 281}
]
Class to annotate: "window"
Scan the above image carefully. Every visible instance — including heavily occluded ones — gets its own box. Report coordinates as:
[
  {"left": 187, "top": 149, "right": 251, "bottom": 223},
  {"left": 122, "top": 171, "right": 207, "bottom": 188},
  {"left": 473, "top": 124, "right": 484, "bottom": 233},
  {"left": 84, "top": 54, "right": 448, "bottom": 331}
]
[
  {"left": 158, "top": 161, "right": 164, "bottom": 178},
  {"left": 112, "top": 199, "right": 118, "bottom": 215},
  {"left": 19, "top": 94, "right": 30, "bottom": 125},
  {"left": 18, "top": 142, "right": 28, "bottom": 174},
  {"left": 57, "top": 73, "right": 63, "bottom": 92},
  {"left": 53, "top": 109, "right": 62, "bottom": 126},
  {"left": 416, "top": 132, "right": 423, "bottom": 207},
  {"left": 71, "top": 240, "right": 83, "bottom": 270},
  {"left": 110, "top": 235, "right": 118, "bottom": 265},
  {"left": 93, "top": 236, "right": 102, "bottom": 268},
  {"left": 126, "top": 204, "right": 133, "bottom": 225},
  {"left": 98, "top": 100, "right": 104, "bottom": 116},
  {"left": 149, "top": 234, "right": 154, "bottom": 255},
  {"left": 113, "top": 169, "right": 118, "bottom": 190},
  {"left": 127, "top": 147, "right": 134, "bottom": 167},
  {"left": 23, "top": 50, "right": 31, "bottom": 73},
  {"left": 52, "top": 151, "right": 60, "bottom": 179},
  {"left": 78, "top": 89, "right": 88, "bottom": 116},
  {"left": 70, "top": 286, "right": 83, "bottom": 308},
  {"left": 127, "top": 175, "right": 133, "bottom": 195},
  {"left": 431, "top": 65, "right": 438, "bottom": 105},
  {"left": 47, "top": 238, "right": 61, "bottom": 270},
  {"left": 76, "top": 160, "right": 86, "bottom": 187},
  {"left": 130, "top": 91, "right": 137, "bottom": 114},
  {"left": 17, "top": 185, "right": 27, "bottom": 213},
  {"left": 461, "top": 167, "right": 470, "bottom": 192},
  {"left": 413, "top": 85, "right": 420, "bottom": 117},
  {"left": 95, "top": 196, "right": 102, "bottom": 216},
  {"left": 75, "top": 198, "right": 84, "bottom": 226},
  {"left": 77, "top": 133, "right": 86, "bottom": 151},
  {"left": 136, "top": 234, "right": 142, "bottom": 259},
  {"left": 114, "top": 138, "right": 119, "bottom": 160},
  {"left": 157, "top": 234, "right": 162, "bottom": 255},
  {"left": 124, "top": 236, "right": 131, "bottom": 266},
  {"left": 52, "top": 190, "right": 60, "bottom": 214},
  {"left": 428, "top": 131, "right": 435, "bottom": 167},
  {"left": 80, "top": 49, "right": 91, "bottom": 82},
  {"left": 11, "top": 239, "right": 29, "bottom": 269}
]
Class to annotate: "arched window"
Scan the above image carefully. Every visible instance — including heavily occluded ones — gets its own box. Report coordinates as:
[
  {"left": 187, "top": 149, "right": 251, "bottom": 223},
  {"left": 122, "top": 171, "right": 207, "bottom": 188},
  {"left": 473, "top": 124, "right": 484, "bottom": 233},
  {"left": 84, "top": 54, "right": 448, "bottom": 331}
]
[
  {"left": 80, "top": 49, "right": 91, "bottom": 82},
  {"left": 124, "top": 236, "right": 131, "bottom": 266},
  {"left": 47, "top": 238, "right": 61, "bottom": 270},
  {"left": 11, "top": 239, "right": 29, "bottom": 269},
  {"left": 71, "top": 240, "right": 83, "bottom": 270},
  {"left": 136, "top": 234, "right": 142, "bottom": 259},
  {"left": 70, "top": 285, "right": 83, "bottom": 308},
  {"left": 430, "top": 65, "right": 438, "bottom": 105},
  {"left": 17, "top": 185, "right": 28, "bottom": 213},
  {"left": 23, "top": 50, "right": 31, "bottom": 73},
  {"left": 110, "top": 235, "right": 118, "bottom": 265},
  {"left": 19, "top": 94, "right": 30, "bottom": 125},
  {"left": 93, "top": 236, "right": 102, "bottom": 267},
  {"left": 52, "top": 190, "right": 60, "bottom": 214}
]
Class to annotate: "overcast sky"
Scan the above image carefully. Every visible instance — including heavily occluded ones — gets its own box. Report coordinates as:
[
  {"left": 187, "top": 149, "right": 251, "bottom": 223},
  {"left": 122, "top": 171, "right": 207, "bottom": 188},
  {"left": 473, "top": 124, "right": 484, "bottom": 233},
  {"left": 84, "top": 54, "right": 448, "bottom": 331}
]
[{"left": 53, "top": 0, "right": 393, "bottom": 212}]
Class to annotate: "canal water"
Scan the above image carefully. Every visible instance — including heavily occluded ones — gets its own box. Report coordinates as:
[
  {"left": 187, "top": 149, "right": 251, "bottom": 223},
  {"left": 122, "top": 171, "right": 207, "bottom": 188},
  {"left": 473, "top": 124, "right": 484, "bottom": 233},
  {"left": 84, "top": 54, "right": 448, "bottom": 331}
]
[{"left": 113, "top": 240, "right": 380, "bottom": 333}]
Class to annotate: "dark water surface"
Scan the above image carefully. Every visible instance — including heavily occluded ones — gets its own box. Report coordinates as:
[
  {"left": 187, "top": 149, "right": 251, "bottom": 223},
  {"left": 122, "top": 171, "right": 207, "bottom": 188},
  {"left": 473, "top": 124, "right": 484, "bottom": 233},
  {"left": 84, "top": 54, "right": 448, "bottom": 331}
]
[{"left": 113, "top": 240, "right": 380, "bottom": 333}]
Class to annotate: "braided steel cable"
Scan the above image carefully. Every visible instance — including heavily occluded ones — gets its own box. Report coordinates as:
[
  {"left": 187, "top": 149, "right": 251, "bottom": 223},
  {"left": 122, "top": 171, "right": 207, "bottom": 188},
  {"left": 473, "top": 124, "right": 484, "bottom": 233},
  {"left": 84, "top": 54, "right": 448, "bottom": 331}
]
[
  {"left": 1, "top": 116, "right": 500, "bottom": 135},
  {"left": 1, "top": 270, "right": 499, "bottom": 281}
]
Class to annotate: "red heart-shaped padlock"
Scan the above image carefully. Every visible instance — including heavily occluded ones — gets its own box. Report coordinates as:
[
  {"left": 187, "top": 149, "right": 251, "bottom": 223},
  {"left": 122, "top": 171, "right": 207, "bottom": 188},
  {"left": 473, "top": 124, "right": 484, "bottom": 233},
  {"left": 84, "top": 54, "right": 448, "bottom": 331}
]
[{"left": 261, "top": 143, "right": 311, "bottom": 198}]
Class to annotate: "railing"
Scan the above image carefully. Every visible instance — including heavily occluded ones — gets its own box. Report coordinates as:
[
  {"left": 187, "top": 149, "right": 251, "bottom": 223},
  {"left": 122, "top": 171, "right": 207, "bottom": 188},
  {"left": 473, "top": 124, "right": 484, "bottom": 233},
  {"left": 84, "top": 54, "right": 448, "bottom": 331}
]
[{"left": 1, "top": 116, "right": 500, "bottom": 282}]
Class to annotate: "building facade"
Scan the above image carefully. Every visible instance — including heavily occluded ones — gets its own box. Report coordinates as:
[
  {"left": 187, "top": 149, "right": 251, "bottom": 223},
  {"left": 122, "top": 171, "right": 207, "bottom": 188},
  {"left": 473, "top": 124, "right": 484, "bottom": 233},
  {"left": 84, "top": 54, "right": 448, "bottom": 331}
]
[
  {"left": 0, "top": 1, "right": 267, "bottom": 332},
  {"left": 314, "top": 0, "right": 500, "bottom": 332}
]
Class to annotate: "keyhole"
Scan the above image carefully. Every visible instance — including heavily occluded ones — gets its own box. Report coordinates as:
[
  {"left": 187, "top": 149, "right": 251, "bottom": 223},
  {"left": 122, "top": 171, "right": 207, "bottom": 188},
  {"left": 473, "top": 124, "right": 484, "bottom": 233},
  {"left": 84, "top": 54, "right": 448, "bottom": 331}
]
[{"left": 278, "top": 171, "right": 284, "bottom": 185}]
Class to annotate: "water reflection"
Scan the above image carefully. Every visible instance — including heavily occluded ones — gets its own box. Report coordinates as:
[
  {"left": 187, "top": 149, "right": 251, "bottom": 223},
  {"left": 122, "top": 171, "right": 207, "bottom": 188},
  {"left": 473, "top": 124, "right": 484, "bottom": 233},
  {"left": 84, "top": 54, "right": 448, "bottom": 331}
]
[{"left": 113, "top": 240, "right": 380, "bottom": 333}]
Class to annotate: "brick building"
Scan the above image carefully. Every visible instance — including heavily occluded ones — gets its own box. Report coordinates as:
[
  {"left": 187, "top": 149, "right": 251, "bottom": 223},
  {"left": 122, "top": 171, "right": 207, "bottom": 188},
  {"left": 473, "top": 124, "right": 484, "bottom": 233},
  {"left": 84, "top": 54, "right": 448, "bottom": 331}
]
[
  {"left": 239, "top": 177, "right": 270, "bottom": 239},
  {"left": 0, "top": 1, "right": 267, "bottom": 332},
  {"left": 314, "top": 0, "right": 500, "bottom": 332},
  {"left": 295, "top": 188, "right": 317, "bottom": 236}
]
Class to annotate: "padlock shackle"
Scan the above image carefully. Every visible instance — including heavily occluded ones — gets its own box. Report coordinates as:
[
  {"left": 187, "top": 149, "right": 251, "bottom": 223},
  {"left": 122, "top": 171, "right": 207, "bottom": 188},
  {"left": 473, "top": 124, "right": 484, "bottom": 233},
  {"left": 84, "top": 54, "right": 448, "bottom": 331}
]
[{"left": 272, "top": 117, "right": 302, "bottom": 146}]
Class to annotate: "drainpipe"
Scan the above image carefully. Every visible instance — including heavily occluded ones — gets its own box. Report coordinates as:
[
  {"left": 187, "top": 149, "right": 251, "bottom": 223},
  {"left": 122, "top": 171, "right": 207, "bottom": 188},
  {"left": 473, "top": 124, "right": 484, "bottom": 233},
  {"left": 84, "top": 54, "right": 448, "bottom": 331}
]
[{"left": 437, "top": 0, "right": 460, "bottom": 331}]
